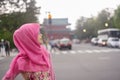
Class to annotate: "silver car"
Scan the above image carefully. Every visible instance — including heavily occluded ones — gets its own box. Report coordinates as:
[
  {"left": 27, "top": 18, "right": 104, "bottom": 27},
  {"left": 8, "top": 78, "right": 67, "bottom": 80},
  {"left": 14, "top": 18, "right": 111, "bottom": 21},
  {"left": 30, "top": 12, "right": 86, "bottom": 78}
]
[
  {"left": 91, "top": 37, "right": 99, "bottom": 45},
  {"left": 107, "top": 37, "right": 119, "bottom": 48}
]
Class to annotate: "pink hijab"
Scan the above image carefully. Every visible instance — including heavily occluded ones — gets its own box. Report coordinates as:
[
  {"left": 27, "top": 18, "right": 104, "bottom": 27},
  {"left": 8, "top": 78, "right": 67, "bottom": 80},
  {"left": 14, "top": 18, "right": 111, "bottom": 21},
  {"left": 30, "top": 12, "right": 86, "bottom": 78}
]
[{"left": 2, "top": 23, "right": 55, "bottom": 80}]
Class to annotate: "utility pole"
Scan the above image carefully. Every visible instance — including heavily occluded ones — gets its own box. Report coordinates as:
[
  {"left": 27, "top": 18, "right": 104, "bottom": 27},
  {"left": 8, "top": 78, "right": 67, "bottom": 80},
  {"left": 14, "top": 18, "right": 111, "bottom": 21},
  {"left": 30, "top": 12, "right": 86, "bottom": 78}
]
[
  {"left": 48, "top": 12, "right": 52, "bottom": 25},
  {"left": 47, "top": 12, "right": 53, "bottom": 40}
]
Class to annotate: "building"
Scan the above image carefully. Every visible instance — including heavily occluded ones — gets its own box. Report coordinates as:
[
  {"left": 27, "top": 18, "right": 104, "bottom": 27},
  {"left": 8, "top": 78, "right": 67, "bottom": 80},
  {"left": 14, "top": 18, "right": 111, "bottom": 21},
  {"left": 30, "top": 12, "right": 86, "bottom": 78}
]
[{"left": 42, "top": 18, "right": 71, "bottom": 40}]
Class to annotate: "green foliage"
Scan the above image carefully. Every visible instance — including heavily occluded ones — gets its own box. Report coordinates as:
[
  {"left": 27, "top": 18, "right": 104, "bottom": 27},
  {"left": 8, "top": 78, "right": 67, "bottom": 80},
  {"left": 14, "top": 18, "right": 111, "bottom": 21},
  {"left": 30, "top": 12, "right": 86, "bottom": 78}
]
[
  {"left": 96, "top": 9, "right": 110, "bottom": 29},
  {"left": 113, "top": 5, "right": 120, "bottom": 29},
  {"left": 75, "top": 8, "right": 116, "bottom": 40},
  {"left": 75, "top": 17, "right": 98, "bottom": 40},
  {"left": 0, "top": 0, "right": 40, "bottom": 48}
]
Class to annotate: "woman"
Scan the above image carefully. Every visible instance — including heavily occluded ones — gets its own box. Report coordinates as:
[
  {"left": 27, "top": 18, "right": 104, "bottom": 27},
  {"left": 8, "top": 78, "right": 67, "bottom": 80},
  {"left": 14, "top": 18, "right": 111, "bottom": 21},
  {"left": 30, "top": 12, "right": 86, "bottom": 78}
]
[{"left": 2, "top": 23, "right": 55, "bottom": 80}]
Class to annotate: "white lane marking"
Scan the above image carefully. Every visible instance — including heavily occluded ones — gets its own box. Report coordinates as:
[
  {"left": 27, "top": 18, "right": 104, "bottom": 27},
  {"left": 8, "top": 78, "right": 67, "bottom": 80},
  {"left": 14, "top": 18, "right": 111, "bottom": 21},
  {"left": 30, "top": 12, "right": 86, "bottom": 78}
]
[
  {"left": 55, "top": 52, "right": 60, "bottom": 55},
  {"left": 92, "top": 50, "right": 101, "bottom": 53},
  {"left": 111, "top": 49, "right": 120, "bottom": 52},
  {"left": 77, "top": 50, "right": 84, "bottom": 53},
  {"left": 69, "top": 50, "right": 76, "bottom": 54},
  {"left": 84, "top": 50, "right": 93, "bottom": 53},
  {"left": 100, "top": 50, "right": 111, "bottom": 52},
  {"left": 61, "top": 51, "right": 68, "bottom": 54},
  {"left": 52, "top": 49, "right": 120, "bottom": 55}
]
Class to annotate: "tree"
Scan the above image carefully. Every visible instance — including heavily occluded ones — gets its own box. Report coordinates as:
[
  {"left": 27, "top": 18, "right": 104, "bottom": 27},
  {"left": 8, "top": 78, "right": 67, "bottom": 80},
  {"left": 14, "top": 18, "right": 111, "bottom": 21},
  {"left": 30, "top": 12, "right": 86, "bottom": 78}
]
[
  {"left": 96, "top": 9, "right": 111, "bottom": 29},
  {"left": 74, "top": 8, "right": 115, "bottom": 40},
  {"left": 113, "top": 5, "right": 120, "bottom": 29},
  {"left": 0, "top": 0, "right": 40, "bottom": 28},
  {"left": 75, "top": 16, "right": 87, "bottom": 39},
  {"left": 0, "top": 0, "right": 41, "bottom": 48},
  {"left": 75, "top": 16, "right": 98, "bottom": 40}
]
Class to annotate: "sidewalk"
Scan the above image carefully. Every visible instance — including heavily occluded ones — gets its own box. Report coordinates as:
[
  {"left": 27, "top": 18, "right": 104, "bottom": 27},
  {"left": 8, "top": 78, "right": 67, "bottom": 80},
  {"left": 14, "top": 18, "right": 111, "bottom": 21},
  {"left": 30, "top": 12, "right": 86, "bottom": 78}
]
[
  {"left": 0, "top": 45, "right": 52, "bottom": 60},
  {"left": 0, "top": 50, "right": 18, "bottom": 60}
]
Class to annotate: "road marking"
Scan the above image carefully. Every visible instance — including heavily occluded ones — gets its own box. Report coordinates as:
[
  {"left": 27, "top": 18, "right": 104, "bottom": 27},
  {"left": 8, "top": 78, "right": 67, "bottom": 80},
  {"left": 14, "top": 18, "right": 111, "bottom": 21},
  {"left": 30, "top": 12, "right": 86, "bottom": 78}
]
[
  {"left": 92, "top": 50, "right": 101, "bottom": 53},
  {"left": 85, "top": 50, "right": 93, "bottom": 53},
  {"left": 100, "top": 50, "right": 111, "bottom": 52},
  {"left": 61, "top": 51, "right": 68, "bottom": 54},
  {"left": 112, "top": 49, "right": 120, "bottom": 52},
  {"left": 52, "top": 49, "right": 120, "bottom": 55},
  {"left": 69, "top": 50, "right": 76, "bottom": 54},
  {"left": 77, "top": 50, "right": 83, "bottom": 53},
  {"left": 55, "top": 52, "right": 60, "bottom": 55}
]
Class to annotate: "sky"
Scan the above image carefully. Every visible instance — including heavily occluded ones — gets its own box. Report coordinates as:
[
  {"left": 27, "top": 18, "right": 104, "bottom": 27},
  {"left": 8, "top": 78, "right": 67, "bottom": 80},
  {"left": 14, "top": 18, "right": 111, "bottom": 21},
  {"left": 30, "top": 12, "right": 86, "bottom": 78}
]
[{"left": 36, "top": 0, "right": 120, "bottom": 30}]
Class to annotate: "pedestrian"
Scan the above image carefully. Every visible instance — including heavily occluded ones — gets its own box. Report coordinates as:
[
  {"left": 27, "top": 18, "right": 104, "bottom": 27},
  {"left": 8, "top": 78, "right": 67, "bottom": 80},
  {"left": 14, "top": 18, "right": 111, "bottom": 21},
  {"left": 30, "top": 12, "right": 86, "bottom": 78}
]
[
  {"left": 4, "top": 40, "right": 10, "bottom": 56},
  {"left": 0, "top": 39, "right": 5, "bottom": 57},
  {"left": 0, "top": 41, "right": 1, "bottom": 53},
  {"left": 49, "top": 40, "right": 56, "bottom": 52},
  {"left": 2, "top": 23, "right": 55, "bottom": 80}
]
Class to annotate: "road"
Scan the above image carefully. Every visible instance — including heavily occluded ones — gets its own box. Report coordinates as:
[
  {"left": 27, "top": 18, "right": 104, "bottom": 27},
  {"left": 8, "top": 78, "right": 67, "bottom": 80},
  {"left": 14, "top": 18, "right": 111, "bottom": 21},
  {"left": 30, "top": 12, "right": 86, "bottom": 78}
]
[{"left": 0, "top": 43, "right": 120, "bottom": 80}]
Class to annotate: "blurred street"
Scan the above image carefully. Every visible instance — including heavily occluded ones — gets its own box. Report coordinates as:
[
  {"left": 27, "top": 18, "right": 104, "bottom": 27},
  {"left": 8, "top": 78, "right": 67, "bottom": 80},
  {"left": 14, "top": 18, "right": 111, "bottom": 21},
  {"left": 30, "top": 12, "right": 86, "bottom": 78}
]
[
  {"left": 1, "top": 0, "right": 120, "bottom": 80},
  {"left": 0, "top": 43, "right": 120, "bottom": 80}
]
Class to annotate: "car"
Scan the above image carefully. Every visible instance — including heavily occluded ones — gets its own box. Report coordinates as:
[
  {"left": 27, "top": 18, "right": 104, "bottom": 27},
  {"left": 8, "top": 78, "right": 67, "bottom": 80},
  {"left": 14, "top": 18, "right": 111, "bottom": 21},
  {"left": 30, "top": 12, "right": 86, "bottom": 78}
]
[
  {"left": 91, "top": 37, "right": 99, "bottom": 45},
  {"left": 97, "top": 38, "right": 107, "bottom": 46},
  {"left": 118, "top": 39, "right": 120, "bottom": 48},
  {"left": 57, "top": 38, "right": 72, "bottom": 50},
  {"left": 107, "top": 37, "right": 119, "bottom": 48},
  {"left": 49, "top": 39, "right": 60, "bottom": 48}
]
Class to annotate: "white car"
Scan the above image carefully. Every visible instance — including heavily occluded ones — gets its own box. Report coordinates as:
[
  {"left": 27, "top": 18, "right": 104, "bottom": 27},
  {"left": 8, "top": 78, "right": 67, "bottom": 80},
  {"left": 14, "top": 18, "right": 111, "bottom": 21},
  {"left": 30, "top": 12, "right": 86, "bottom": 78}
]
[
  {"left": 118, "top": 39, "right": 120, "bottom": 48},
  {"left": 98, "top": 38, "right": 107, "bottom": 46},
  {"left": 107, "top": 37, "right": 119, "bottom": 48},
  {"left": 58, "top": 38, "right": 72, "bottom": 50},
  {"left": 91, "top": 37, "right": 99, "bottom": 45}
]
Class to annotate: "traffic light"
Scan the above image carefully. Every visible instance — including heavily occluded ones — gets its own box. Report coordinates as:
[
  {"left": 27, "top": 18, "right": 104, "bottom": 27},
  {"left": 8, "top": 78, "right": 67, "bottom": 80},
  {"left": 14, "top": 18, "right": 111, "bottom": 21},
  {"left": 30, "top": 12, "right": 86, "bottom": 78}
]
[{"left": 48, "top": 12, "right": 52, "bottom": 24}]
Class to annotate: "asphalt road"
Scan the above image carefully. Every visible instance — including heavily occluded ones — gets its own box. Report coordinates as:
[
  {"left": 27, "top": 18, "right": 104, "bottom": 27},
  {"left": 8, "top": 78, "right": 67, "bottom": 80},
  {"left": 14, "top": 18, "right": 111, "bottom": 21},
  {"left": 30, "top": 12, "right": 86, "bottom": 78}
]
[{"left": 0, "top": 43, "right": 120, "bottom": 80}]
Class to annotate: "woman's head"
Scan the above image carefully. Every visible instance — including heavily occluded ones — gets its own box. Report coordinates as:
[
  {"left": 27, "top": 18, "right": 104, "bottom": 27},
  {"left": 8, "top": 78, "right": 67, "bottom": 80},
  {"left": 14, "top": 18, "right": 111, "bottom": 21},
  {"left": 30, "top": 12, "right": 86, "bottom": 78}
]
[
  {"left": 13, "top": 23, "right": 43, "bottom": 52},
  {"left": 37, "top": 32, "right": 43, "bottom": 44}
]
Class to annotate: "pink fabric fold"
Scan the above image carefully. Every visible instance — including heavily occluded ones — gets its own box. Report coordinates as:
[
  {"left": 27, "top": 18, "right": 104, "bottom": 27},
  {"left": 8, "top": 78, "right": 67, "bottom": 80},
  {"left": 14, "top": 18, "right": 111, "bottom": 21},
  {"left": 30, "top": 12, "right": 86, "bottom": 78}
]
[{"left": 2, "top": 23, "right": 55, "bottom": 80}]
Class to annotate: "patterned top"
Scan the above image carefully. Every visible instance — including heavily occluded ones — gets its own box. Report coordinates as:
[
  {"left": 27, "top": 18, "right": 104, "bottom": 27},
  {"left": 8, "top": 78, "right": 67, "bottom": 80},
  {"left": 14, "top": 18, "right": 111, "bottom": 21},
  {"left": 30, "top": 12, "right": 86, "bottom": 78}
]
[{"left": 21, "top": 71, "right": 50, "bottom": 80}]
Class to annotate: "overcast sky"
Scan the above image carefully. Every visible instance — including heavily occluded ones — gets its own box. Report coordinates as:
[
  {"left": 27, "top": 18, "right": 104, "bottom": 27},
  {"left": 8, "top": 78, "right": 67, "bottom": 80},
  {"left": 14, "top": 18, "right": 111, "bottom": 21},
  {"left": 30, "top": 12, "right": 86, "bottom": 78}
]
[{"left": 36, "top": 0, "right": 120, "bottom": 30}]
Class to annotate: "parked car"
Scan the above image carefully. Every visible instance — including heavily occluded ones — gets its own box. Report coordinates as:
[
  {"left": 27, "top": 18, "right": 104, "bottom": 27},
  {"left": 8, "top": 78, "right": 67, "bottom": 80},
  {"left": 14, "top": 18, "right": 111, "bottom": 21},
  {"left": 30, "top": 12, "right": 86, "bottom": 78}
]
[
  {"left": 118, "top": 39, "right": 120, "bottom": 48},
  {"left": 107, "top": 37, "right": 119, "bottom": 48},
  {"left": 53, "top": 39, "right": 60, "bottom": 48},
  {"left": 91, "top": 37, "right": 99, "bottom": 45},
  {"left": 98, "top": 38, "right": 107, "bottom": 46},
  {"left": 58, "top": 38, "right": 72, "bottom": 50}
]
